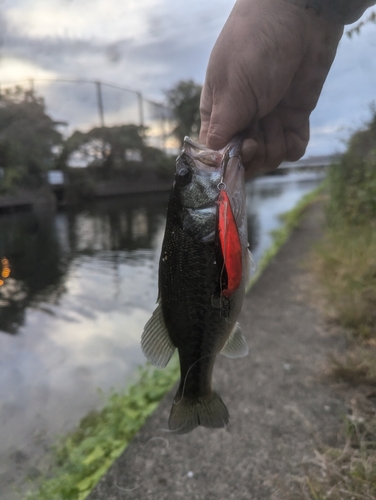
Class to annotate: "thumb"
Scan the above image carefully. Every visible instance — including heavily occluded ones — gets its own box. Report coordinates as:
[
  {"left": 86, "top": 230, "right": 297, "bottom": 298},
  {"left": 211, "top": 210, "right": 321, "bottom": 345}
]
[{"left": 201, "top": 95, "right": 258, "bottom": 150}]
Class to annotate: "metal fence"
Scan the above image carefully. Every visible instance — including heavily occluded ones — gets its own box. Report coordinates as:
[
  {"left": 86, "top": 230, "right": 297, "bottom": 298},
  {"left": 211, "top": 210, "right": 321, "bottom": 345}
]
[{"left": 0, "top": 78, "right": 173, "bottom": 152}]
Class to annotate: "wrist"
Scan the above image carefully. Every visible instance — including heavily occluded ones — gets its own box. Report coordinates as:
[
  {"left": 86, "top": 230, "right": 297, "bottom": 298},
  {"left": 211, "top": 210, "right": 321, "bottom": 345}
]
[{"left": 285, "top": 0, "right": 375, "bottom": 24}]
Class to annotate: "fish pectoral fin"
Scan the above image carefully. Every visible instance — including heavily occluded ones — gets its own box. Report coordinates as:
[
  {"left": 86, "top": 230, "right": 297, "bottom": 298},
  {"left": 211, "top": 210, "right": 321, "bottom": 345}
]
[
  {"left": 220, "top": 322, "right": 249, "bottom": 359},
  {"left": 141, "top": 304, "right": 175, "bottom": 368}
]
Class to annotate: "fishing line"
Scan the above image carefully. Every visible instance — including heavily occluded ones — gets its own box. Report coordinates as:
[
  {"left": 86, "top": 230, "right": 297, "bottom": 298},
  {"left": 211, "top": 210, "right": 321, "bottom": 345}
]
[
  {"left": 114, "top": 437, "right": 170, "bottom": 491},
  {"left": 173, "top": 353, "right": 214, "bottom": 406},
  {"left": 114, "top": 481, "right": 140, "bottom": 493},
  {"left": 145, "top": 436, "right": 170, "bottom": 448},
  {"left": 157, "top": 354, "right": 216, "bottom": 434},
  {"left": 160, "top": 352, "right": 221, "bottom": 434}
]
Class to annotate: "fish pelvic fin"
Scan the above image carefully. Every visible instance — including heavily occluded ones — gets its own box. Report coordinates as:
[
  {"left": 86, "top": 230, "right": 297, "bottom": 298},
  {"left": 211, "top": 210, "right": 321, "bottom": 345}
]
[
  {"left": 245, "top": 247, "right": 256, "bottom": 294},
  {"left": 168, "top": 391, "right": 229, "bottom": 434},
  {"left": 220, "top": 322, "right": 249, "bottom": 359},
  {"left": 141, "top": 304, "right": 175, "bottom": 368}
]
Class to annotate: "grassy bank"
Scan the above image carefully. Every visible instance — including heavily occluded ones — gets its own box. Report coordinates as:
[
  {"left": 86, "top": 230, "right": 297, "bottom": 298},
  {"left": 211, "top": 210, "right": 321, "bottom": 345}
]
[
  {"left": 25, "top": 360, "right": 180, "bottom": 500},
  {"left": 25, "top": 185, "right": 323, "bottom": 500},
  {"left": 296, "top": 111, "right": 376, "bottom": 499}
]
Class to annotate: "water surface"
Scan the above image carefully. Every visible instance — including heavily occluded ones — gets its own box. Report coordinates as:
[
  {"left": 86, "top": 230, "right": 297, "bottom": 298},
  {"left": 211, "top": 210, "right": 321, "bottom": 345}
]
[{"left": 0, "top": 172, "right": 323, "bottom": 497}]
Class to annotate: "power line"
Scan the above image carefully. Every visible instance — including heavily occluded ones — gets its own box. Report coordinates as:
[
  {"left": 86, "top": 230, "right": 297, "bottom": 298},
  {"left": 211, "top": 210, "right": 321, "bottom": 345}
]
[{"left": 0, "top": 77, "right": 167, "bottom": 131}]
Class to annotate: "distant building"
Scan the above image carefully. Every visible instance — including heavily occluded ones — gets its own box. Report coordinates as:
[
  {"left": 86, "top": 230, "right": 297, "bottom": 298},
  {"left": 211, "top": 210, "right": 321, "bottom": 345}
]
[
  {"left": 125, "top": 149, "right": 142, "bottom": 162},
  {"left": 47, "top": 170, "right": 65, "bottom": 186}
]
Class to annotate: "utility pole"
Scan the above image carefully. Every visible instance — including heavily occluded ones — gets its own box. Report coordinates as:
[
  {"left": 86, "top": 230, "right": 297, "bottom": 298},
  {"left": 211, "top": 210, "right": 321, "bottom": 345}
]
[
  {"left": 95, "top": 81, "right": 105, "bottom": 128},
  {"left": 29, "top": 79, "right": 35, "bottom": 95},
  {"left": 159, "top": 104, "right": 167, "bottom": 152},
  {"left": 137, "top": 92, "right": 144, "bottom": 127}
]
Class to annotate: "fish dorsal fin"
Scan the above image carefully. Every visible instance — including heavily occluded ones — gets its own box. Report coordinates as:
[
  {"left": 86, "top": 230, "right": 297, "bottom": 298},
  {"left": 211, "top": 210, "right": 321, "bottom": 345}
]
[
  {"left": 141, "top": 304, "right": 176, "bottom": 367},
  {"left": 220, "top": 322, "right": 249, "bottom": 359},
  {"left": 217, "top": 189, "right": 242, "bottom": 297}
]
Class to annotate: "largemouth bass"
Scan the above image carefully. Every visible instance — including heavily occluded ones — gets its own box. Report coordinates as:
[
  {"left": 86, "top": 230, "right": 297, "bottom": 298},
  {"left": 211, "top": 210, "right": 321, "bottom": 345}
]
[{"left": 141, "top": 136, "right": 253, "bottom": 434}]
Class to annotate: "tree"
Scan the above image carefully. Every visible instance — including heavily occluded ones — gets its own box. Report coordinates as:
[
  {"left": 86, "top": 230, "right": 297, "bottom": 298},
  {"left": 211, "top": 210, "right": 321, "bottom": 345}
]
[
  {"left": 0, "top": 87, "right": 63, "bottom": 192},
  {"left": 346, "top": 9, "right": 376, "bottom": 38},
  {"left": 165, "top": 80, "right": 202, "bottom": 147},
  {"left": 61, "top": 124, "right": 147, "bottom": 170}
]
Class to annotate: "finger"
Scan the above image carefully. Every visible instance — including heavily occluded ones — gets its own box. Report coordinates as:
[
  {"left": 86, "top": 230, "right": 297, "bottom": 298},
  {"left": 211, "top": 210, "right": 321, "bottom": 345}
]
[
  {"left": 241, "top": 138, "right": 258, "bottom": 169},
  {"left": 199, "top": 84, "right": 212, "bottom": 145},
  {"left": 244, "top": 129, "right": 266, "bottom": 178},
  {"left": 262, "top": 113, "right": 287, "bottom": 171},
  {"left": 285, "top": 129, "right": 308, "bottom": 161},
  {"left": 203, "top": 85, "right": 257, "bottom": 151},
  {"left": 278, "top": 106, "right": 310, "bottom": 161},
  {"left": 247, "top": 113, "right": 286, "bottom": 175}
]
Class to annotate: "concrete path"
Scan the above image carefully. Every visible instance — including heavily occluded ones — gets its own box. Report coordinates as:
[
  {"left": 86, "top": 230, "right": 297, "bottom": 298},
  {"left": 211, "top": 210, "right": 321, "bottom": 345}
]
[{"left": 88, "top": 202, "right": 346, "bottom": 500}]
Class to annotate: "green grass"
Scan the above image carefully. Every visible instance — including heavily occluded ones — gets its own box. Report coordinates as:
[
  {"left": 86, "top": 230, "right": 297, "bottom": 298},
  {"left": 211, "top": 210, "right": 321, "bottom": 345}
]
[
  {"left": 25, "top": 184, "right": 323, "bottom": 500},
  {"left": 328, "top": 346, "right": 376, "bottom": 386},
  {"left": 25, "top": 359, "right": 180, "bottom": 500},
  {"left": 304, "top": 222, "right": 376, "bottom": 499},
  {"left": 297, "top": 412, "right": 376, "bottom": 500},
  {"left": 313, "top": 223, "right": 376, "bottom": 339},
  {"left": 294, "top": 113, "right": 376, "bottom": 498}
]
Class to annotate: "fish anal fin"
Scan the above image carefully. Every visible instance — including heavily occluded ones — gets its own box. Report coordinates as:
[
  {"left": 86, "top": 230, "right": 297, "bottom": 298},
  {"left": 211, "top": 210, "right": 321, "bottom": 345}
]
[
  {"left": 220, "top": 322, "right": 249, "bottom": 359},
  {"left": 168, "top": 391, "right": 229, "bottom": 434},
  {"left": 141, "top": 305, "right": 175, "bottom": 368}
]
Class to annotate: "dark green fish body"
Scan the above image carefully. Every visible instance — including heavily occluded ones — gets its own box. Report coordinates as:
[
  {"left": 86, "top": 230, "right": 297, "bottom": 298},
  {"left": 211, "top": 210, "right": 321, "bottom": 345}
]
[{"left": 142, "top": 137, "right": 252, "bottom": 433}]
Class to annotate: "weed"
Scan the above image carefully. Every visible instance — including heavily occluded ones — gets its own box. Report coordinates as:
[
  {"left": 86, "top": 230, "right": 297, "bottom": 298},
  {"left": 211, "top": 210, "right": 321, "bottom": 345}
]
[
  {"left": 328, "top": 346, "right": 376, "bottom": 386},
  {"left": 313, "top": 225, "right": 376, "bottom": 339},
  {"left": 287, "top": 107, "right": 376, "bottom": 500},
  {"left": 25, "top": 359, "right": 180, "bottom": 500},
  {"left": 298, "top": 412, "right": 376, "bottom": 500}
]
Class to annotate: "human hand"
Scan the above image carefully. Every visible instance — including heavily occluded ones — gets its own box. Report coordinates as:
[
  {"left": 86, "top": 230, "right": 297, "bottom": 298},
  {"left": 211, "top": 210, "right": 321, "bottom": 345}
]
[{"left": 199, "top": 0, "right": 344, "bottom": 177}]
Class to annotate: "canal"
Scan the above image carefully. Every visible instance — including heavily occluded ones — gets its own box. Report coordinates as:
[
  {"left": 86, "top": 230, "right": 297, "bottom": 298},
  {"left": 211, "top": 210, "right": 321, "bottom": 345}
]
[{"left": 0, "top": 171, "right": 323, "bottom": 498}]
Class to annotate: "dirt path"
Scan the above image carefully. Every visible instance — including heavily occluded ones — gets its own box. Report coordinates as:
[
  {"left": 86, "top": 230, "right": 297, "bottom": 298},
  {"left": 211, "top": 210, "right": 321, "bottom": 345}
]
[{"left": 88, "top": 202, "right": 347, "bottom": 500}]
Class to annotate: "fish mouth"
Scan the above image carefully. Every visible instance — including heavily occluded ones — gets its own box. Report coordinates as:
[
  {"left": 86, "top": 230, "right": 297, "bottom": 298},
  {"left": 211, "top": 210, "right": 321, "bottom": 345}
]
[
  {"left": 182, "top": 136, "right": 244, "bottom": 183},
  {"left": 178, "top": 137, "right": 245, "bottom": 216},
  {"left": 181, "top": 138, "right": 223, "bottom": 173}
]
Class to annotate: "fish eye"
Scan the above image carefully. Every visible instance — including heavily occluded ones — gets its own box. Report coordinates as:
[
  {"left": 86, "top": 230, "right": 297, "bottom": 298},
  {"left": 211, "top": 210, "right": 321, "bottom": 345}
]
[
  {"left": 176, "top": 167, "right": 192, "bottom": 186},
  {"left": 175, "top": 156, "right": 193, "bottom": 187}
]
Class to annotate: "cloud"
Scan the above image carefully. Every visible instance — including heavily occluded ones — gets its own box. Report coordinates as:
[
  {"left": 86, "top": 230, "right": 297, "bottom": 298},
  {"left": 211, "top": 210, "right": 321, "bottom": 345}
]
[
  {"left": 1, "top": 0, "right": 375, "bottom": 155},
  {"left": 306, "top": 15, "right": 376, "bottom": 155}
]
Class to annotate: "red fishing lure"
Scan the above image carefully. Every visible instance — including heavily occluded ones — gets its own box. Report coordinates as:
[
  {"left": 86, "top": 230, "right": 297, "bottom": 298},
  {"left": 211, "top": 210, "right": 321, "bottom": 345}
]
[{"left": 217, "top": 189, "right": 242, "bottom": 297}]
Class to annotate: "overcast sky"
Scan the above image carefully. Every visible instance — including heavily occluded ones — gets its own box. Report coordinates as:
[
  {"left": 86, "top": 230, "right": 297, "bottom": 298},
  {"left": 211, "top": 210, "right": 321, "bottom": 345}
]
[{"left": 0, "top": 0, "right": 375, "bottom": 156}]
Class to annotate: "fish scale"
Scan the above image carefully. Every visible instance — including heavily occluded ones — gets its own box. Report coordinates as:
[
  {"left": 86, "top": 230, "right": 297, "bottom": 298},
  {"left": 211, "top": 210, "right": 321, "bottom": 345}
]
[{"left": 141, "top": 136, "right": 252, "bottom": 433}]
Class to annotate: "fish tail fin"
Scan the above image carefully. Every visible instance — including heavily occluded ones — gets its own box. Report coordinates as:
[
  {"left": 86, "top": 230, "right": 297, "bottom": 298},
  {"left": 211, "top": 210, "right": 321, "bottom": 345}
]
[{"left": 168, "top": 391, "right": 229, "bottom": 434}]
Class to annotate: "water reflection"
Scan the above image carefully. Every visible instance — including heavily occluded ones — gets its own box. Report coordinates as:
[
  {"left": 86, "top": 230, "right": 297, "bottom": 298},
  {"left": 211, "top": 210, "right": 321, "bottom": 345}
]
[
  {"left": 0, "top": 211, "right": 68, "bottom": 334},
  {"left": 0, "top": 177, "right": 322, "bottom": 336},
  {"left": 0, "top": 193, "right": 169, "bottom": 335}
]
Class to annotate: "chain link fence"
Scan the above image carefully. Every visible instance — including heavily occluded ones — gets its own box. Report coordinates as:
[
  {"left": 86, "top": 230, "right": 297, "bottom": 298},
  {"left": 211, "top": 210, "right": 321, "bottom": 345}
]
[{"left": 0, "top": 78, "right": 175, "bottom": 153}]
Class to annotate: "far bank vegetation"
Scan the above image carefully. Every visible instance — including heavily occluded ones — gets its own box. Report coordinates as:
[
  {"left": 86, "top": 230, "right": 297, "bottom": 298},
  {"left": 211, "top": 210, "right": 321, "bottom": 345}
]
[
  {"left": 297, "top": 107, "right": 376, "bottom": 499},
  {"left": 0, "top": 81, "right": 202, "bottom": 198}
]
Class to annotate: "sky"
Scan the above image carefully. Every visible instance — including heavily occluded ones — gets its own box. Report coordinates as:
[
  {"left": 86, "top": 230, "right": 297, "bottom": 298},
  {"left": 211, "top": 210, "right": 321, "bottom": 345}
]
[{"left": 0, "top": 0, "right": 375, "bottom": 156}]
